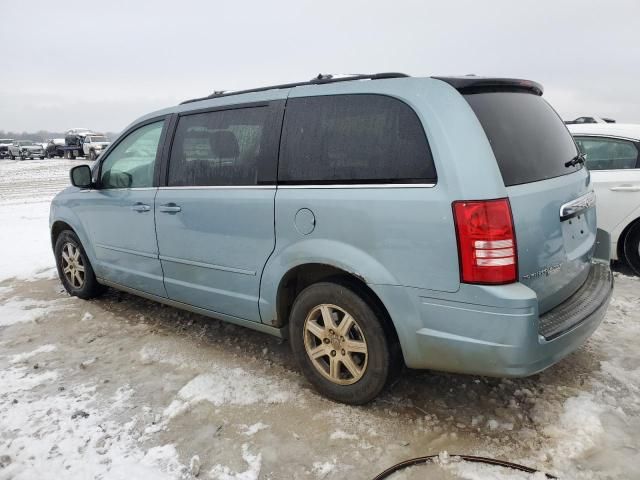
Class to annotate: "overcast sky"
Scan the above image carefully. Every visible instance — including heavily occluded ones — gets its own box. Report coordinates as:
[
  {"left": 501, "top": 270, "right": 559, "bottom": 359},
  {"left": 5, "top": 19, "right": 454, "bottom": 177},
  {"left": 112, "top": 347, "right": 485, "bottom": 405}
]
[{"left": 2, "top": 0, "right": 639, "bottom": 133}]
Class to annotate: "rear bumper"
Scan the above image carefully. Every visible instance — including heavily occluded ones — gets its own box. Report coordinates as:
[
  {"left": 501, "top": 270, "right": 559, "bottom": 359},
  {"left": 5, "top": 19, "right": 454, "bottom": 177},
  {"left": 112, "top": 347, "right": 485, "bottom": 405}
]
[{"left": 371, "top": 229, "right": 613, "bottom": 377}]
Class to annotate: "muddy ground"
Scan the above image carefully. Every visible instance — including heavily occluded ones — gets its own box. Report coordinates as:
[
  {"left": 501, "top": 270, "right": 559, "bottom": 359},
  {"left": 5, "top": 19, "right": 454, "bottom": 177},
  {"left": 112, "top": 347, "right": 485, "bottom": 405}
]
[{"left": 0, "top": 159, "right": 639, "bottom": 479}]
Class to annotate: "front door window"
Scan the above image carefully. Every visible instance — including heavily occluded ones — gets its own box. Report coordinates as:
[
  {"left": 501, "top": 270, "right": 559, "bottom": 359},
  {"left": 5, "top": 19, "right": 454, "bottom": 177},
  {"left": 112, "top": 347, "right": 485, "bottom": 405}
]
[{"left": 100, "top": 121, "right": 164, "bottom": 188}]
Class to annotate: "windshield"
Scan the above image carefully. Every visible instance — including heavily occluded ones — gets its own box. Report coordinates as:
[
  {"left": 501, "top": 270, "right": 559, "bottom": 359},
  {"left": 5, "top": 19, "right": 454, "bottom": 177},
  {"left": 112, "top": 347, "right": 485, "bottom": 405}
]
[
  {"left": 0, "top": 139, "right": 13, "bottom": 143},
  {"left": 90, "top": 136, "right": 108, "bottom": 142},
  {"left": 19, "top": 141, "right": 36, "bottom": 146},
  {"left": 464, "top": 91, "right": 580, "bottom": 186}
]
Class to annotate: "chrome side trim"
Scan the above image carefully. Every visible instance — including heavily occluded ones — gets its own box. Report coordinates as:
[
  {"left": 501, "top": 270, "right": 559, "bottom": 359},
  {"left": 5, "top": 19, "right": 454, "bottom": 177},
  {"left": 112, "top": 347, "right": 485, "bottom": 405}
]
[
  {"left": 159, "top": 255, "right": 256, "bottom": 276},
  {"left": 96, "top": 243, "right": 158, "bottom": 259},
  {"left": 158, "top": 184, "right": 436, "bottom": 190},
  {"left": 96, "top": 277, "right": 284, "bottom": 338},
  {"left": 278, "top": 183, "right": 436, "bottom": 189},
  {"left": 82, "top": 187, "right": 158, "bottom": 192},
  {"left": 159, "top": 185, "right": 275, "bottom": 190},
  {"left": 560, "top": 190, "right": 596, "bottom": 221}
]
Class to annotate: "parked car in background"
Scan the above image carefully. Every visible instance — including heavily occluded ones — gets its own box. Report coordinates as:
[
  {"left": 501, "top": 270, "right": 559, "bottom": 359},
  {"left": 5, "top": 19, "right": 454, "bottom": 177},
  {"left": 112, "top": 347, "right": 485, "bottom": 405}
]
[
  {"left": 569, "top": 123, "right": 640, "bottom": 274},
  {"left": 51, "top": 73, "right": 613, "bottom": 404},
  {"left": 64, "top": 128, "right": 93, "bottom": 148},
  {"left": 8, "top": 140, "right": 45, "bottom": 160},
  {"left": 565, "top": 116, "right": 616, "bottom": 125},
  {"left": 82, "top": 134, "right": 110, "bottom": 160},
  {"left": 0, "top": 138, "right": 14, "bottom": 158},
  {"left": 45, "top": 138, "right": 66, "bottom": 158}
]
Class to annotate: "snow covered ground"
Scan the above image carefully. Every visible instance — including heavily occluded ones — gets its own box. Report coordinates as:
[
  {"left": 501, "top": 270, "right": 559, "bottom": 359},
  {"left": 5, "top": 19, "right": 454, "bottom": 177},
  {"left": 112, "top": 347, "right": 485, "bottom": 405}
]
[{"left": 0, "top": 159, "right": 639, "bottom": 479}]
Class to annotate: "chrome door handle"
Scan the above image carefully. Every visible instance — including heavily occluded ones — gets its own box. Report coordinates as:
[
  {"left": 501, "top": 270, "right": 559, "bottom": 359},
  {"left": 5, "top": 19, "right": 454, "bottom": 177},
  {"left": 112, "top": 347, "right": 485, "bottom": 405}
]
[
  {"left": 610, "top": 185, "right": 640, "bottom": 192},
  {"left": 159, "top": 203, "right": 181, "bottom": 213},
  {"left": 131, "top": 202, "right": 151, "bottom": 212}
]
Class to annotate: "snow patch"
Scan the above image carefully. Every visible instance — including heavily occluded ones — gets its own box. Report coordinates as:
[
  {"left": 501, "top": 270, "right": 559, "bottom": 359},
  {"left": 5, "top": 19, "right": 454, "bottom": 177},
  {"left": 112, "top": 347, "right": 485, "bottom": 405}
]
[
  {"left": 0, "top": 366, "right": 188, "bottom": 479},
  {"left": 9, "top": 344, "right": 57, "bottom": 364},
  {"left": 210, "top": 443, "right": 261, "bottom": 480},
  {"left": 0, "top": 201, "right": 55, "bottom": 282},
  {"left": 1, "top": 365, "right": 58, "bottom": 394},
  {"left": 0, "top": 298, "right": 55, "bottom": 326},
  {"left": 312, "top": 459, "right": 337, "bottom": 477},
  {"left": 241, "top": 422, "right": 269, "bottom": 436},
  {"left": 139, "top": 344, "right": 194, "bottom": 369},
  {"left": 163, "top": 369, "right": 296, "bottom": 419},
  {"left": 329, "top": 429, "right": 359, "bottom": 441}
]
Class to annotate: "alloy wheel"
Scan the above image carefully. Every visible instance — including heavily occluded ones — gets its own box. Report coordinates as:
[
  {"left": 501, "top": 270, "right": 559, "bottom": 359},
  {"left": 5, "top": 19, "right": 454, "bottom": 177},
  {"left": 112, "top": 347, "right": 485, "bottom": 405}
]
[
  {"left": 303, "top": 304, "right": 368, "bottom": 385},
  {"left": 61, "top": 242, "right": 85, "bottom": 288}
]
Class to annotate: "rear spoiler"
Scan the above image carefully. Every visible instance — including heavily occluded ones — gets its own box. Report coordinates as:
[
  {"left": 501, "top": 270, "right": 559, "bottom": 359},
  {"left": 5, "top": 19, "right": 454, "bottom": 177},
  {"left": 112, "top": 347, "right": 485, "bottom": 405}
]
[{"left": 433, "top": 76, "right": 543, "bottom": 96}]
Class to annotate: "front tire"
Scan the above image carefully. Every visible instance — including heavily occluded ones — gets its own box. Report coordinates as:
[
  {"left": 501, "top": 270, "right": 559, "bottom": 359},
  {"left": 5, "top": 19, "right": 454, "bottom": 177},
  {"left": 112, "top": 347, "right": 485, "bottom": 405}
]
[
  {"left": 623, "top": 222, "right": 640, "bottom": 275},
  {"left": 89, "top": 149, "right": 96, "bottom": 161},
  {"left": 54, "top": 230, "right": 104, "bottom": 299},
  {"left": 289, "top": 281, "right": 395, "bottom": 404}
]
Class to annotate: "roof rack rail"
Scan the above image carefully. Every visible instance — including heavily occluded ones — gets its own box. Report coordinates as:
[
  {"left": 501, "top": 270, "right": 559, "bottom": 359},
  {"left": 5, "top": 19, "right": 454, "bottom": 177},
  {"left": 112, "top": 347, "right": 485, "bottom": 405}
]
[{"left": 179, "top": 72, "right": 410, "bottom": 105}]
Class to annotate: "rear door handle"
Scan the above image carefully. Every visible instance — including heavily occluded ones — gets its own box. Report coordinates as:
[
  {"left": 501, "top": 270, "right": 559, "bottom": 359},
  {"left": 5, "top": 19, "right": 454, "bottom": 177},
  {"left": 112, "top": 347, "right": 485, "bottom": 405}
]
[
  {"left": 131, "top": 202, "right": 151, "bottom": 212},
  {"left": 159, "top": 203, "right": 181, "bottom": 213},
  {"left": 610, "top": 185, "right": 640, "bottom": 192}
]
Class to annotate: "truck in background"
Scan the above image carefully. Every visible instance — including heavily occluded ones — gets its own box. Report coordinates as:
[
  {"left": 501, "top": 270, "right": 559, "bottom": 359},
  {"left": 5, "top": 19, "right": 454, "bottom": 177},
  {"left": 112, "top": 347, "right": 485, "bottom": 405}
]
[
  {"left": 0, "top": 138, "right": 14, "bottom": 158},
  {"left": 61, "top": 128, "right": 110, "bottom": 160}
]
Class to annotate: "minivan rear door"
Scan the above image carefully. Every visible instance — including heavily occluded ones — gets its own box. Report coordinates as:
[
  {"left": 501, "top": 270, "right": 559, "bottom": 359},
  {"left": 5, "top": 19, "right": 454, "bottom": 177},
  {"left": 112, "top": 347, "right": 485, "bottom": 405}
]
[{"left": 463, "top": 88, "right": 595, "bottom": 314}]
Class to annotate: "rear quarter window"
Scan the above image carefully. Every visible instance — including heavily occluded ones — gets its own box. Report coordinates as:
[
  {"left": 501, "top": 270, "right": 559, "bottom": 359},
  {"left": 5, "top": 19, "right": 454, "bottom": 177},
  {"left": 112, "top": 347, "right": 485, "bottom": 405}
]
[
  {"left": 464, "top": 91, "right": 580, "bottom": 186},
  {"left": 279, "top": 94, "right": 436, "bottom": 184}
]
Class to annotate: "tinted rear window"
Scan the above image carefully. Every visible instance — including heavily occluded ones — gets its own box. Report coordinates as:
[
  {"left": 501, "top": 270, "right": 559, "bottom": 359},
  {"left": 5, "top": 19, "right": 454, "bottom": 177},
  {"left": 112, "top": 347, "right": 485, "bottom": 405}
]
[
  {"left": 279, "top": 94, "right": 435, "bottom": 184},
  {"left": 464, "top": 92, "right": 580, "bottom": 186}
]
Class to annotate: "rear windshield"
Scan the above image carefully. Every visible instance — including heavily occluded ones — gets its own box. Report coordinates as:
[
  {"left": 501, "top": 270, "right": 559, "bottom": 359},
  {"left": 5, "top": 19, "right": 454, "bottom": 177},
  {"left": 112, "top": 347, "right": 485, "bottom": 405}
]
[{"left": 464, "top": 91, "right": 580, "bottom": 186}]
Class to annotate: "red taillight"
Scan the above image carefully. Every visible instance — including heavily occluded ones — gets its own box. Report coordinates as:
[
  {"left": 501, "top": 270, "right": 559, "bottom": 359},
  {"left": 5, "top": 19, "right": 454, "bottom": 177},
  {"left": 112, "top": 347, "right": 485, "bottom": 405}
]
[{"left": 452, "top": 198, "right": 518, "bottom": 285}]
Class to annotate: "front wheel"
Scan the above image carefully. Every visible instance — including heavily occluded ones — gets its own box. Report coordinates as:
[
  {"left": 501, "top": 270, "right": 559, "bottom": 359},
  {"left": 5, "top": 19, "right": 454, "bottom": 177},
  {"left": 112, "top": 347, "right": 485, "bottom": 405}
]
[
  {"left": 623, "top": 222, "right": 640, "bottom": 275},
  {"left": 89, "top": 149, "right": 96, "bottom": 161},
  {"left": 289, "top": 281, "right": 396, "bottom": 404},
  {"left": 54, "top": 230, "right": 104, "bottom": 299}
]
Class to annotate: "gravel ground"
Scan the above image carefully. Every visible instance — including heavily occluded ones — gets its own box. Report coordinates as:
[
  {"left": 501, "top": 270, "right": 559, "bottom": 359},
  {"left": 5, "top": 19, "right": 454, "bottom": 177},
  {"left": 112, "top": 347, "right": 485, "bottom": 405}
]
[{"left": 0, "top": 159, "right": 639, "bottom": 479}]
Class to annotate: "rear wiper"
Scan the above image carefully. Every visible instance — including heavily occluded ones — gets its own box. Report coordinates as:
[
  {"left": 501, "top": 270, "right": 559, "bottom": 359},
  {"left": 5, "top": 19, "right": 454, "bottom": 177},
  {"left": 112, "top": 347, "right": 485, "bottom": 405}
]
[{"left": 565, "top": 152, "right": 586, "bottom": 168}]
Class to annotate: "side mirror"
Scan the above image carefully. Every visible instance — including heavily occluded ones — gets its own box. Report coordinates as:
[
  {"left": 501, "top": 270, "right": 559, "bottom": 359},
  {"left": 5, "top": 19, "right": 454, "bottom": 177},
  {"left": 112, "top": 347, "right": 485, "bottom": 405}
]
[{"left": 70, "top": 165, "right": 92, "bottom": 188}]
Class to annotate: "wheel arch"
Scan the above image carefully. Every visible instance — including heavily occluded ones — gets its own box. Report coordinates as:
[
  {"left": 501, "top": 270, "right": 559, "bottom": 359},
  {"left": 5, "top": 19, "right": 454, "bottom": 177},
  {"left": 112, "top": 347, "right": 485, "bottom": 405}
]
[
  {"left": 616, "top": 215, "right": 640, "bottom": 261},
  {"left": 50, "top": 211, "right": 99, "bottom": 273},
  {"left": 51, "top": 220, "right": 76, "bottom": 249},
  {"left": 272, "top": 262, "right": 400, "bottom": 347}
]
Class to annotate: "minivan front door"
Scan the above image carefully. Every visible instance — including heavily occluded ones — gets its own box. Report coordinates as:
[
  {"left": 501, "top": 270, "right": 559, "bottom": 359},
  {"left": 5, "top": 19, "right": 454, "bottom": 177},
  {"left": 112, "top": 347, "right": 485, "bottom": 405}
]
[
  {"left": 86, "top": 119, "right": 167, "bottom": 297},
  {"left": 154, "top": 103, "right": 282, "bottom": 322}
]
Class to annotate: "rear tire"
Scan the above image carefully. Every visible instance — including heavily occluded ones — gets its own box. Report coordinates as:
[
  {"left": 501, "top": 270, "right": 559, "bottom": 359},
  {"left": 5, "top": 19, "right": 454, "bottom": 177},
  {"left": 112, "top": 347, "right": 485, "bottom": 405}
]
[
  {"left": 289, "top": 281, "right": 396, "bottom": 404},
  {"left": 623, "top": 222, "right": 640, "bottom": 275},
  {"left": 54, "top": 230, "right": 104, "bottom": 299}
]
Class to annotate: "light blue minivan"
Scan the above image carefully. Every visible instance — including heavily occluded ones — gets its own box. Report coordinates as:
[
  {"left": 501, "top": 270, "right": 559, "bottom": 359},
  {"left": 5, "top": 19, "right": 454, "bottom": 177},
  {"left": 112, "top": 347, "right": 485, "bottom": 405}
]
[{"left": 50, "top": 73, "right": 613, "bottom": 404}]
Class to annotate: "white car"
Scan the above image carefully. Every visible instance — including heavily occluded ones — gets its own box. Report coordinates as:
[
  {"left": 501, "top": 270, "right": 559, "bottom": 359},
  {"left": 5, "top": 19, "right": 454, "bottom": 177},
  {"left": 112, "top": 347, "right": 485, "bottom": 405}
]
[
  {"left": 81, "top": 134, "right": 110, "bottom": 160},
  {"left": 568, "top": 124, "right": 640, "bottom": 274}
]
